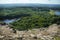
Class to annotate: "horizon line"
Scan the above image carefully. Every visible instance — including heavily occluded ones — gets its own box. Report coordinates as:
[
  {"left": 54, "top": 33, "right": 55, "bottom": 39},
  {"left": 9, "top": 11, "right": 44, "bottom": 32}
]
[{"left": 0, "top": 3, "right": 60, "bottom": 4}]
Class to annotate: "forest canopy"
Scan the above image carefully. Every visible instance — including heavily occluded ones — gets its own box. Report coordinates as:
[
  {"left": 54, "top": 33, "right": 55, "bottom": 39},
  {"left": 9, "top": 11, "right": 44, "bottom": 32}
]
[{"left": 0, "top": 7, "right": 60, "bottom": 30}]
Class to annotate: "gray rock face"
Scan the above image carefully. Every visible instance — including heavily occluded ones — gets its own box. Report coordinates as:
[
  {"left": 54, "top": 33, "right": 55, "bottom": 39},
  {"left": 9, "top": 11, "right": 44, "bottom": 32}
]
[{"left": 0, "top": 24, "right": 60, "bottom": 40}]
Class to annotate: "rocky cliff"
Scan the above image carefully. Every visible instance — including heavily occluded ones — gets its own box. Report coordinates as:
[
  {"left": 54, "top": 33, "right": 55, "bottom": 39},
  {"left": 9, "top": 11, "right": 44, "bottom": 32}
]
[{"left": 0, "top": 24, "right": 60, "bottom": 40}]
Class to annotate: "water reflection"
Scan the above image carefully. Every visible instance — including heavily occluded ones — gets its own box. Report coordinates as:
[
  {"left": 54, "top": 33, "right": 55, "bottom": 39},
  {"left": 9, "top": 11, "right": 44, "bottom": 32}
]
[
  {"left": 3, "top": 19, "right": 16, "bottom": 24},
  {"left": 55, "top": 11, "right": 60, "bottom": 15},
  {"left": 3, "top": 11, "right": 60, "bottom": 24}
]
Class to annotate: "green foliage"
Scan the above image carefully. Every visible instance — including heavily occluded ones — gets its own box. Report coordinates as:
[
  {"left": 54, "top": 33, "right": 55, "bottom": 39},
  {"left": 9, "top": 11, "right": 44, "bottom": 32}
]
[
  {"left": 10, "top": 8, "right": 55, "bottom": 30},
  {"left": 49, "top": 9, "right": 55, "bottom": 15},
  {"left": 54, "top": 36, "right": 60, "bottom": 40},
  {"left": 0, "top": 7, "right": 60, "bottom": 30}
]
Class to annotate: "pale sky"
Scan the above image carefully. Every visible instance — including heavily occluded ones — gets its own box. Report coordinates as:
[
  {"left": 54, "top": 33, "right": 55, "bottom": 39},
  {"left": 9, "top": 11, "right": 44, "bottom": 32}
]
[{"left": 0, "top": 0, "right": 60, "bottom": 4}]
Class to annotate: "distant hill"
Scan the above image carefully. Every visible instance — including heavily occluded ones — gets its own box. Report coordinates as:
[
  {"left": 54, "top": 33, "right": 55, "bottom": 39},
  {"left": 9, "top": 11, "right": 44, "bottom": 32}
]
[{"left": 0, "top": 3, "right": 60, "bottom": 8}]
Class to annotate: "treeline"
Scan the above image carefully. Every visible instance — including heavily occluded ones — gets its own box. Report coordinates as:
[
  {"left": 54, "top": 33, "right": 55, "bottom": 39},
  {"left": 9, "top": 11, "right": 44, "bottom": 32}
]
[
  {"left": 11, "top": 15, "right": 60, "bottom": 31},
  {"left": 0, "top": 7, "right": 60, "bottom": 30},
  {"left": 0, "top": 7, "right": 50, "bottom": 20}
]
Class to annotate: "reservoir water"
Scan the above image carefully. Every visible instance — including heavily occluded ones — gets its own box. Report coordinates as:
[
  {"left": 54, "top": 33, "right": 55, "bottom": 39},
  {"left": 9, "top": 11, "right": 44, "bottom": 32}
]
[
  {"left": 3, "top": 19, "right": 16, "bottom": 24},
  {"left": 3, "top": 11, "right": 60, "bottom": 24},
  {"left": 55, "top": 11, "right": 60, "bottom": 15}
]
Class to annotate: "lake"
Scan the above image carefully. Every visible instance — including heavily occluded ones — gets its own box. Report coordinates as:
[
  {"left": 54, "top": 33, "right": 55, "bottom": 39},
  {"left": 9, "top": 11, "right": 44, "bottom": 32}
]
[
  {"left": 55, "top": 11, "right": 60, "bottom": 15},
  {"left": 3, "top": 19, "right": 16, "bottom": 24},
  {"left": 3, "top": 11, "right": 60, "bottom": 24}
]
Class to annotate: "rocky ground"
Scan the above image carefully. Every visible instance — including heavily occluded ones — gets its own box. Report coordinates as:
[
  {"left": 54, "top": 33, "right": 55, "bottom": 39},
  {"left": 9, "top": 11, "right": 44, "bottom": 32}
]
[{"left": 0, "top": 24, "right": 60, "bottom": 40}]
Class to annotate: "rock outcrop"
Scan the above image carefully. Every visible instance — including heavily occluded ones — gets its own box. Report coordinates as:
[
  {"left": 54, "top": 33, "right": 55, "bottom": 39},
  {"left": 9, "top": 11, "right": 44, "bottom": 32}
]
[{"left": 0, "top": 24, "right": 60, "bottom": 40}]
